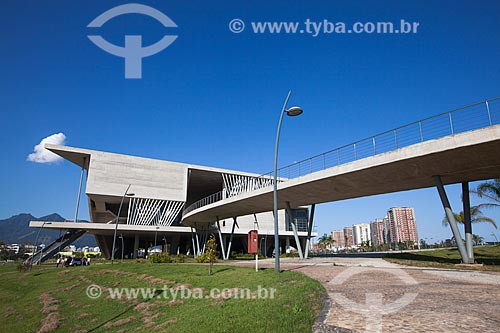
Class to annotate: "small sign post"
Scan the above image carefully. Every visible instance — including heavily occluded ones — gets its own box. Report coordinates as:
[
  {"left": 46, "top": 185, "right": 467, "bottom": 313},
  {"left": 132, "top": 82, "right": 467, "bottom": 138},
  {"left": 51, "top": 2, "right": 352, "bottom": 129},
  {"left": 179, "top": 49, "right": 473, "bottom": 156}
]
[{"left": 248, "top": 230, "right": 259, "bottom": 272}]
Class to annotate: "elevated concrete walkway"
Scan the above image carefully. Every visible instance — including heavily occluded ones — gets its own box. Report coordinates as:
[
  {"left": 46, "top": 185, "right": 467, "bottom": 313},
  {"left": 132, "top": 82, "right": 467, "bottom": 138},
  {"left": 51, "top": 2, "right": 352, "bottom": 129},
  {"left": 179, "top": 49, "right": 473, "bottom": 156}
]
[{"left": 183, "top": 125, "right": 500, "bottom": 225}]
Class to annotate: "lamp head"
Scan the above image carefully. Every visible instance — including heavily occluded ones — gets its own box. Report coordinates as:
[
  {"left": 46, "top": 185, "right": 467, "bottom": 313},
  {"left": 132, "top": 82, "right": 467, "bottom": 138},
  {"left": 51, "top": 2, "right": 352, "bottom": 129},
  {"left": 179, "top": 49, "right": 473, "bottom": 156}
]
[{"left": 285, "top": 106, "right": 303, "bottom": 117}]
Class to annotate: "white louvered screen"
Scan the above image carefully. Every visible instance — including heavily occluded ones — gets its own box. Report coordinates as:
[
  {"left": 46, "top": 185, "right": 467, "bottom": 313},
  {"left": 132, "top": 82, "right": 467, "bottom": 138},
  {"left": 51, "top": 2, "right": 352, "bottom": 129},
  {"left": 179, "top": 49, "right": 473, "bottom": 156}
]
[
  {"left": 222, "top": 173, "right": 275, "bottom": 198},
  {"left": 127, "top": 197, "right": 184, "bottom": 226}
]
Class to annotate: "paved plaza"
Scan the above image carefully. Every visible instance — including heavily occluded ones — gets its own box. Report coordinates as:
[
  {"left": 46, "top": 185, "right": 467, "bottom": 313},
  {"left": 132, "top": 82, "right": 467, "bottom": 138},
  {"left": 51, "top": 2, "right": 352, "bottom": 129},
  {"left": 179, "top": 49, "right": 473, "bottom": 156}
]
[{"left": 228, "top": 257, "right": 500, "bottom": 332}]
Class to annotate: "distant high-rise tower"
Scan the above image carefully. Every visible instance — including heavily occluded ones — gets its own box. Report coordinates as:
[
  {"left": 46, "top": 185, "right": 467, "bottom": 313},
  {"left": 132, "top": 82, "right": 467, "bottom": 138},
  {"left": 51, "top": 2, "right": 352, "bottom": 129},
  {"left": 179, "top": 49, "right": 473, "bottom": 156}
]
[
  {"left": 331, "top": 230, "right": 345, "bottom": 248},
  {"left": 370, "top": 218, "right": 386, "bottom": 247},
  {"left": 352, "top": 223, "right": 371, "bottom": 246},
  {"left": 343, "top": 227, "right": 353, "bottom": 248},
  {"left": 387, "top": 207, "right": 419, "bottom": 246}
]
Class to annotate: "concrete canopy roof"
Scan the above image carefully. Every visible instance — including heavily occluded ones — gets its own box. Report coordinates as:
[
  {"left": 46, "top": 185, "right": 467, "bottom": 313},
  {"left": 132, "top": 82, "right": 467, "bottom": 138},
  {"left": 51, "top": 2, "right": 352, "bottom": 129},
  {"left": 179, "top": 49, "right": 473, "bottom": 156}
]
[
  {"left": 45, "top": 144, "right": 267, "bottom": 177},
  {"left": 45, "top": 144, "right": 271, "bottom": 203}
]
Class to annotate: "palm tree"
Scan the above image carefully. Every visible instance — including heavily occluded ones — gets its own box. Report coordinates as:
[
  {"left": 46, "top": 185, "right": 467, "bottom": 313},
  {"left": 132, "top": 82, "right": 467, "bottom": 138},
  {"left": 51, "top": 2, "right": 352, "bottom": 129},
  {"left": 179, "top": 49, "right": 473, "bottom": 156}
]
[
  {"left": 318, "top": 234, "right": 335, "bottom": 251},
  {"left": 442, "top": 205, "right": 497, "bottom": 229},
  {"left": 472, "top": 234, "right": 484, "bottom": 245},
  {"left": 473, "top": 179, "right": 500, "bottom": 209}
]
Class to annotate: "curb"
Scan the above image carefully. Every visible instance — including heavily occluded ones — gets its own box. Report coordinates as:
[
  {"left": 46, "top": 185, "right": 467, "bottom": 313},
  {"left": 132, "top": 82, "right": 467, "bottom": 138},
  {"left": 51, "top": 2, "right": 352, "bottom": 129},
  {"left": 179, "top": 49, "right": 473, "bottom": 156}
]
[{"left": 312, "top": 291, "right": 357, "bottom": 333}]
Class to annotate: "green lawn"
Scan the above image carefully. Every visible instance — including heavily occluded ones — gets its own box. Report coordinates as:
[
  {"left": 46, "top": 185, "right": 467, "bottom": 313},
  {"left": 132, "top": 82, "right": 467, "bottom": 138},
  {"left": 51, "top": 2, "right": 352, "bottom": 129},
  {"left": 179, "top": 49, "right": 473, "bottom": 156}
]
[
  {"left": 384, "top": 245, "right": 500, "bottom": 270},
  {"left": 0, "top": 262, "right": 324, "bottom": 332}
]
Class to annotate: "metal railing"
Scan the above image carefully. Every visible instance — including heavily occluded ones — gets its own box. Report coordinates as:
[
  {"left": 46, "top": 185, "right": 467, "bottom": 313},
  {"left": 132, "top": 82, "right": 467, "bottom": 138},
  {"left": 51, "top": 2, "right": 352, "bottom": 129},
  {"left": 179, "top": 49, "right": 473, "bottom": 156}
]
[{"left": 183, "top": 97, "right": 500, "bottom": 216}]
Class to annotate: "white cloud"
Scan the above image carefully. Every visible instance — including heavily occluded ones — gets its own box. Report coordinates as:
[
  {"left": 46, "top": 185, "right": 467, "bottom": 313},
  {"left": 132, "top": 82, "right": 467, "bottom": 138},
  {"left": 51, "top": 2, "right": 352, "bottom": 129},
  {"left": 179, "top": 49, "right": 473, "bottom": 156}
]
[{"left": 27, "top": 133, "right": 67, "bottom": 163}]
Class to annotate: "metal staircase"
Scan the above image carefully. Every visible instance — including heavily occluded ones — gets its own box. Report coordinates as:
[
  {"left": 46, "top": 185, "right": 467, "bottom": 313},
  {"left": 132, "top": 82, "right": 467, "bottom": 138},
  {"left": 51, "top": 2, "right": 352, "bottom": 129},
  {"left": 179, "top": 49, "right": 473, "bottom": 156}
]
[{"left": 29, "top": 229, "right": 87, "bottom": 265}]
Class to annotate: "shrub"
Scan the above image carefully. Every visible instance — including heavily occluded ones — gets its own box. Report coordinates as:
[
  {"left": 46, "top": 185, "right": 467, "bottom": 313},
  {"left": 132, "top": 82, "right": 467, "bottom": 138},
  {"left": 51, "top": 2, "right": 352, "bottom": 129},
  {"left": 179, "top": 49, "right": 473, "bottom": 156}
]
[
  {"left": 280, "top": 252, "right": 300, "bottom": 258},
  {"left": 17, "top": 262, "right": 28, "bottom": 272},
  {"left": 196, "top": 252, "right": 211, "bottom": 263},
  {"left": 149, "top": 253, "right": 172, "bottom": 263},
  {"left": 175, "top": 254, "right": 186, "bottom": 263}
]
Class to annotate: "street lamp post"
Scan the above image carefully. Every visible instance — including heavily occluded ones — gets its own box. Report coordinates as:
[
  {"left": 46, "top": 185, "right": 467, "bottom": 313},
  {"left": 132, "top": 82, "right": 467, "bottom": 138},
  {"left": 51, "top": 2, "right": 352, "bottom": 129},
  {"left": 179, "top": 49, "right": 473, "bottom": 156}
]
[
  {"left": 112, "top": 185, "right": 134, "bottom": 264},
  {"left": 274, "top": 90, "right": 303, "bottom": 273},
  {"left": 30, "top": 222, "right": 52, "bottom": 271},
  {"left": 154, "top": 226, "right": 159, "bottom": 250},
  {"left": 492, "top": 233, "right": 499, "bottom": 245}
]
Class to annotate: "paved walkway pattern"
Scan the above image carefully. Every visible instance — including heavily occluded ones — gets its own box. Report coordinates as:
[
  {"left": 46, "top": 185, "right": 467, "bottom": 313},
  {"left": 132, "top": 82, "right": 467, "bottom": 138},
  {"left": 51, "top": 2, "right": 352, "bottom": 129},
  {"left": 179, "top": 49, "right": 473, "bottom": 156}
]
[{"left": 228, "top": 257, "right": 500, "bottom": 332}]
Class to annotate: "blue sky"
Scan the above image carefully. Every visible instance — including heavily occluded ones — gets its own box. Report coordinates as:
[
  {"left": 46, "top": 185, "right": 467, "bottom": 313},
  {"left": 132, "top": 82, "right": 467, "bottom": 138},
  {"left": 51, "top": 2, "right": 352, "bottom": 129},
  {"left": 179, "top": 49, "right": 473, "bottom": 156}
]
[{"left": 1, "top": 1, "right": 500, "bottom": 243}]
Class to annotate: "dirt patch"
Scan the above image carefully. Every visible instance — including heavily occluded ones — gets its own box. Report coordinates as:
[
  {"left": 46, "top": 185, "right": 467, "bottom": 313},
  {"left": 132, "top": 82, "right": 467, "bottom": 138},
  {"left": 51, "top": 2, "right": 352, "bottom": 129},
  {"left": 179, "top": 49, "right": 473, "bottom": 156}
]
[
  {"left": 38, "top": 312, "right": 61, "bottom": 333},
  {"left": 98, "top": 269, "right": 135, "bottom": 276},
  {"left": 144, "top": 313, "right": 160, "bottom": 328},
  {"left": 155, "top": 319, "right": 177, "bottom": 330},
  {"left": 37, "top": 293, "right": 61, "bottom": 333},
  {"left": 78, "top": 275, "right": 107, "bottom": 293},
  {"left": 4, "top": 306, "right": 17, "bottom": 318},
  {"left": 104, "top": 316, "right": 136, "bottom": 328},
  {"left": 168, "top": 300, "right": 184, "bottom": 306},
  {"left": 134, "top": 302, "right": 154, "bottom": 312},
  {"left": 62, "top": 283, "right": 80, "bottom": 292},
  {"left": 133, "top": 301, "right": 162, "bottom": 327},
  {"left": 39, "top": 293, "right": 59, "bottom": 315},
  {"left": 137, "top": 273, "right": 175, "bottom": 285},
  {"left": 76, "top": 313, "right": 89, "bottom": 319},
  {"left": 172, "top": 283, "right": 191, "bottom": 291}
]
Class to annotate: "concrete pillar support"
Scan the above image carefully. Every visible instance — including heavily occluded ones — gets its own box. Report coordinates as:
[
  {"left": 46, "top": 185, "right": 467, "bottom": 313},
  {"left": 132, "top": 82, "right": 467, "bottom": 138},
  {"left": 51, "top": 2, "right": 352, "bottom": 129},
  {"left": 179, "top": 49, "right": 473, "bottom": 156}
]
[
  {"left": 286, "top": 202, "right": 304, "bottom": 259},
  {"left": 434, "top": 176, "right": 469, "bottom": 263},
  {"left": 216, "top": 218, "right": 227, "bottom": 260},
  {"left": 226, "top": 217, "right": 237, "bottom": 259},
  {"left": 133, "top": 234, "right": 139, "bottom": 259},
  {"left": 304, "top": 204, "right": 315, "bottom": 259},
  {"left": 462, "top": 182, "right": 474, "bottom": 263}
]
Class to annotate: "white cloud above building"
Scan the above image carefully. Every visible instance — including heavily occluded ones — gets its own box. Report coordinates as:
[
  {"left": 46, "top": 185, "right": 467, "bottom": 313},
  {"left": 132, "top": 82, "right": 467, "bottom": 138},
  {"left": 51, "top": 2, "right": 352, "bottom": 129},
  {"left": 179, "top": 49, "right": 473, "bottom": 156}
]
[{"left": 27, "top": 133, "right": 66, "bottom": 163}]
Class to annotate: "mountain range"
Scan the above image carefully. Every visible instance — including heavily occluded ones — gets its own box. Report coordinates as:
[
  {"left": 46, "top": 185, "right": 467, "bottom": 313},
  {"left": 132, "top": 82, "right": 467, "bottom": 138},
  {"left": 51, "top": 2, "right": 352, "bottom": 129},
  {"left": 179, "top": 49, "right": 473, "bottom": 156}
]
[{"left": 0, "top": 213, "right": 97, "bottom": 247}]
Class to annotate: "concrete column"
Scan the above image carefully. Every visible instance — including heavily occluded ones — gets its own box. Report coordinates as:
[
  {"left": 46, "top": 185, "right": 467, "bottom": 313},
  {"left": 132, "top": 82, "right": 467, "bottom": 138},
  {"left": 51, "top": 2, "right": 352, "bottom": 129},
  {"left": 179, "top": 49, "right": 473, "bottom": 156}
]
[
  {"left": 434, "top": 176, "right": 469, "bottom": 263},
  {"left": 190, "top": 227, "right": 196, "bottom": 258},
  {"left": 133, "top": 234, "right": 139, "bottom": 259},
  {"left": 286, "top": 237, "right": 290, "bottom": 253},
  {"left": 226, "top": 218, "right": 237, "bottom": 259},
  {"left": 290, "top": 221, "right": 304, "bottom": 259},
  {"left": 170, "top": 235, "right": 180, "bottom": 255},
  {"left": 216, "top": 219, "right": 227, "bottom": 260},
  {"left": 462, "top": 182, "right": 474, "bottom": 263},
  {"left": 286, "top": 203, "right": 304, "bottom": 259},
  {"left": 74, "top": 157, "right": 86, "bottom": 223},
  {"left": 304, "top": 204, "right": 315, "bottom": 259}
]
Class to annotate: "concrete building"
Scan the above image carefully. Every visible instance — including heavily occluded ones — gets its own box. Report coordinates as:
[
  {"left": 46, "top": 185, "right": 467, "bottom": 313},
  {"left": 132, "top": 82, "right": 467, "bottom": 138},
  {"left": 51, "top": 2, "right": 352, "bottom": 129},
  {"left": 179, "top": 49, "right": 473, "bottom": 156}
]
[
  {"left": 29, "top": 145, "right": 315, "bottom": 262},
  {"left": 386, "top": 207, "right": 419, "bottom": 247},
  {"left": 343, "top": 226, "right": 353, "bottom": 248},
  {"left": 370, "top": 218, "right": 386, "bottom": 247},
  {"left": 331, "top": 230, "right": 345, "bottom": 248},
  {"left": 352, "top": 223, "right": 371, "bottom": 246}
]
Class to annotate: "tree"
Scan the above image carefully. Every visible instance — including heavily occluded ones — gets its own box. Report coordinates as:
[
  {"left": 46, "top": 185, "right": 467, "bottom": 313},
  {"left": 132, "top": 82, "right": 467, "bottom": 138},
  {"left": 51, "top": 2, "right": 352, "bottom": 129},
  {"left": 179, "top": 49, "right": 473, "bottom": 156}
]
[
  {"left": 318, "top": 234, "right": 335, "bottom": 251},
  {"left": 205, "top": 234, "right": 218, "bottom": 275},
  {"left": 359, "top": 240, "right": 371, "bottom": 251},
  {"left": 473, "top": 179, "right": 500, "bottom": 210},
  {"left": 442, "top": 206, "right": 497, "bottom": 229},
  {"left": 472, "top": 234, "right": 484, "bottom": 245}
]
